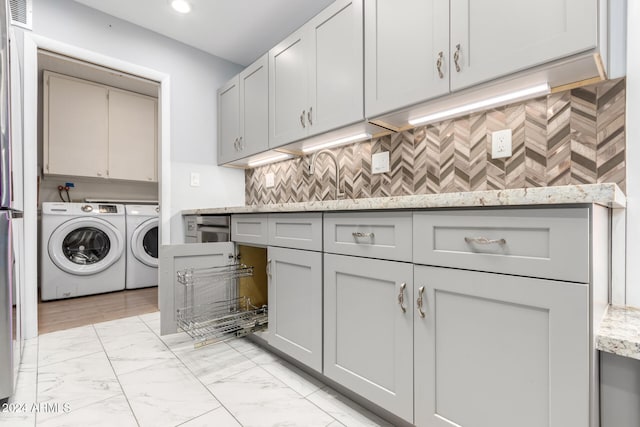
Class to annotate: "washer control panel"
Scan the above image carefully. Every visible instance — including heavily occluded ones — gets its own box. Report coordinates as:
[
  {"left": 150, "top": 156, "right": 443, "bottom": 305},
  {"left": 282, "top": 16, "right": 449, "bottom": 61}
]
[{"left": 99, "top": 205, "right": 118, "bottom": 214}]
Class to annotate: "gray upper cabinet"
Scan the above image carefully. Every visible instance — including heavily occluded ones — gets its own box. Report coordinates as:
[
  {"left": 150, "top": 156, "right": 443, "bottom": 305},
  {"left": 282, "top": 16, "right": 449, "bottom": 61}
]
[
  {"left": 414, "top": 264, "right": 589, "bottom": 427},
  {"left": 268, "top": 28, "right": 308, "bottom": 147},
  {"left": 217, "top": 75, "right": 240, "bottom": 165},
  {"left": 450, "top": 0, "right": 597, "bottom": 92},
  {"left": 365, "top": 0, "right": 599, "bottom": 119},
  {"left": 269, "top": 0, "right": 363, "bottom": 148},
  {"left": 218, "top": 54, "right": 269, "bottom": 165},
  {"left": 364, "top": 0, "right": 449, "bottom": 118}
]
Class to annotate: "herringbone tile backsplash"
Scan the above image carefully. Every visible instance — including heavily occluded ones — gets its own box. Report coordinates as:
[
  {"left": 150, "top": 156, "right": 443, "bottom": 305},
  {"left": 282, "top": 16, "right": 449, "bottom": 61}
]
[{"left": 245, "top": 78, "right": 626, "bottom": 205}]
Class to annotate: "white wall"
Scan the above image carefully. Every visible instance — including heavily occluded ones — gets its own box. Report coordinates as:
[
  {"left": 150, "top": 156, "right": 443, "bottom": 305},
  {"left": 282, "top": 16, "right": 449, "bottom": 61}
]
[{"left": 31, "top": 0, "right": 245, "bottom": 244}]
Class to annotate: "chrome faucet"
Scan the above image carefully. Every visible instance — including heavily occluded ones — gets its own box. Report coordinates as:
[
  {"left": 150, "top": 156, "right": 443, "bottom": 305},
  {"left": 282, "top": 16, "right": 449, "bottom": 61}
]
[{"left": 308, "top": 149, "right": 345, "bottom": 199}]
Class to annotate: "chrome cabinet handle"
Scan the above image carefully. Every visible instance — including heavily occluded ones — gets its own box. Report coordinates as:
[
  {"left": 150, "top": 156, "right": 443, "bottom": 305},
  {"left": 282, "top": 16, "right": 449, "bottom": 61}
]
[
  {"left": 352, "top": 232, "right": 375, "bottom": 239},
  {"left": 300, "top": 110, "right": 306, "bottom": 128},
  {"left": 238, "top": 136, "right": 244, "bottom": 151},
  {"left": 266, "top": 259, "right": 272, "bottom": 278},
  {"left": 307, "top": 107, "right": 313, "bottom": 126},
  {"left": 417, "top": 286, "right": 426, "bottom": 318},
  {"left": 436, "top": 51, "right": 444, "bottom": 79},
  {"left": 398, "top": 282, "right": 407, "bottom": 313},
  {"left": 453, "top": 43, "right": 461, "bottom": 72},
  {"left": 233, "top": 137, "right": 239, "bottom": 151},
  {"left": 464, "top": 237, "right": 506, "bottom": 245}
]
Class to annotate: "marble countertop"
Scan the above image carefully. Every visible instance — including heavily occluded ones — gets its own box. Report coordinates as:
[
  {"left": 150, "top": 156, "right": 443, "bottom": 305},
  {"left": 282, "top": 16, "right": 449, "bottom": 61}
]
[
  {"left": 597, "top": 305, "right": 640, "bottom": 360},
  {"left": 183, "top": 183, "right": 626, "bottom": 215}
]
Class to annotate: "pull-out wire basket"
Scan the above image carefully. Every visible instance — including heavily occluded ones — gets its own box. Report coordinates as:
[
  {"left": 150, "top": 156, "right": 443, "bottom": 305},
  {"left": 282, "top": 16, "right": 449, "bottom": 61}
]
[{"left": 176, "top": 264, "right": 267, "bottom": 348}]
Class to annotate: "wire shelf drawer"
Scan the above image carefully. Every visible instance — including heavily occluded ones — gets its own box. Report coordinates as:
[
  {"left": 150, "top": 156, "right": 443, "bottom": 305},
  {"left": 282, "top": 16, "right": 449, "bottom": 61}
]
[{"left": 176, "top": 264, "right": 267, "bottom": 347}]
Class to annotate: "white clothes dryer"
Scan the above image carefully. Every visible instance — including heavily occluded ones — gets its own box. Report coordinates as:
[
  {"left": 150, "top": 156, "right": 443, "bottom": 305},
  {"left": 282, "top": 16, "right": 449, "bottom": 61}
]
[
  {"left": 125, "top": 205, "right": 158, "bottom": 289},
  {"left": 40, "top": 202, "right": 126, "bottom": 301}
]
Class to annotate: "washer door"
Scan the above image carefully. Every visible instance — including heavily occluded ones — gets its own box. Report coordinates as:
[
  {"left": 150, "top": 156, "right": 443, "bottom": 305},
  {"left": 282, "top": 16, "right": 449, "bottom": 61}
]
[
  {"left": 48, "top": 217, "right": 124, "bottom": 276},
  {"left": 131, "top": 218, "right": 158, "bottom": 268}
]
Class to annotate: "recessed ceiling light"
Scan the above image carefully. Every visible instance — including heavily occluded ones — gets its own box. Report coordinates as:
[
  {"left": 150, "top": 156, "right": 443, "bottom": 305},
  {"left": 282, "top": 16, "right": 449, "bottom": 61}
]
[{"left": 171, "top": 0, "right": 191, "bottom": 14}]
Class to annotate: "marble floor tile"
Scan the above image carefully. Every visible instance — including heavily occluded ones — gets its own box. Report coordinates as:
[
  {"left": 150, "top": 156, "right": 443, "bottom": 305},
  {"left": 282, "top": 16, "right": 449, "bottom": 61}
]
[
  {"left": 117, "top": 358, "right": 220, "bottom": 427},
  {"left": 179, "top": 406, "right": 242, "bottom": 427},
  {"left": 0, "top": 412, "right": 35, "bottom": 427},
  {"left": 19, "top": 338, "right": 39, "bottom": 372},
  {"left": 35, "top": 394, "right": 137, "bottom": 427},
  {"left": 174, "top": 341, "right": 256, "bottom": 385},
  {"left": 207, "top": 366, "right": 335, "bottom": 427},
  {"left": 94, "top": 316, "right": 175, "bottom": 375},
  {"left": 226, "top": 338, "right": 279, "bottom": 365},
  {"left": 307, "top": 387, "right": 392, "bottom": 427},
  {"left": 37, "top": 325, "right": 103, "bottom": 367},
  {"left": 37, "top": 351, "right": 122, "bottom": 418},
  {"left": 138, "top": 311, "right": 161, "bottom": 335},
  {"left": 158, "top": 330, "right": 196, "bottom": 351},
  {"left": 259, "top": 359, "right": 324, "bottom": 397}
]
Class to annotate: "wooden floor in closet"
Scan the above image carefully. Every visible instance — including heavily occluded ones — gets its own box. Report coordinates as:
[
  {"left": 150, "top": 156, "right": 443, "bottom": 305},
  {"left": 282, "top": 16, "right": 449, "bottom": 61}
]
[{"left": 38, "top": 287, "right": 159, "bottom": 334}]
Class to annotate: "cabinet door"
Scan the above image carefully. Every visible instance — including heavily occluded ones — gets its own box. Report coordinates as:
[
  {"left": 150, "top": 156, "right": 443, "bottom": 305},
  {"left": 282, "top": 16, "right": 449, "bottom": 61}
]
[
  {"left": 269, "top": 28, "right": 309, "bottom": 148},
  {"left": 364, "top": 0, "right": 449, "bottom": 118},
  {"left": 324, "top": 254, "right": 413, "bottom": 422},
  {"left": 307, "top": 0, "right": 363, "bottom": 136},
  {"left": 449, "top": 0, "right": 597, "bottom": 91},
  {"left": 158, "top": 242, "right": 235, "bottom": 335},
  {"left": 217, "top": 76, "right": 240, "bottom": 164},
  {"left": 108, "top": 90, "right": 157, "bottom": 182},
  {"left": 44, "top": 73, "right": 108, "bottom": 178},
  {"left": 267, "top": 247, "right": 322, "bottom": 372},
  {"left": 414, "top": 265, "right": 589, "bottom": 427},
  {"left": 239, "top": 54, "right": 269, "bottom": 158}
]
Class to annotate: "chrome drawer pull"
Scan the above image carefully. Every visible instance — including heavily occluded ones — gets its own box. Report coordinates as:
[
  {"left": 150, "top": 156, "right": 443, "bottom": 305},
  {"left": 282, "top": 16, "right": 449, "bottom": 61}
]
[
  {"left": 417, "top": 286, "right": 426, "bottom": 318},
  {"left": 464, "top": 237, "right": 506, "bottom": 245},
  {"left": 352, "top": 232, "right": 375, "bottom": 239},
  {"left": 300, "top": 110, "right": 306, "bottom": 128},
  {"left": 453, "top": 43, "right": 462, "bottom": 72},
  {"left": 436, "top": 51, "right": 444, "bottom": 79},
  {"left": 398, "top": 282, "right": 407, "bottom": 313}
]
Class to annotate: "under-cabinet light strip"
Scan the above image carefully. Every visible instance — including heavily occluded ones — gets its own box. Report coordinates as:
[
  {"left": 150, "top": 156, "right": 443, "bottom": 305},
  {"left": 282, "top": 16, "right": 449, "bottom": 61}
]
[
  {"left": 247, "top": 153, "right": 293, "bottom": 168},
  {"left": 301, "top": 132, "right": 372, "bottom": 153},
  {"left": 408, "top": 83, "right": 550, "bottom": 126}
]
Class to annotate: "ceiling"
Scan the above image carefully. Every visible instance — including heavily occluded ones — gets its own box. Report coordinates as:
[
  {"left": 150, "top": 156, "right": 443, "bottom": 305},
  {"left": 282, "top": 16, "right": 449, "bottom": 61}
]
[{"left": 72, "top": 0, "right": 336, "bottom": 66}]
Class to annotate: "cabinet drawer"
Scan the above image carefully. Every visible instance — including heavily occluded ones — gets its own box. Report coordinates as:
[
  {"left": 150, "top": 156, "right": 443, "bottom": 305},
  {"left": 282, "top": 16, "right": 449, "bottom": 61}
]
[
  {"left": 268, "top": 213, "right": 322, "bottom": 251},
  {"left": 231, "top": 214, "right": 268, "bottom": 245},
  {"left": 324, "top": 212, "right": 412, "bottom": 261},
  {"left": 413, "top": 208, "right": 589, "bottom": 282}
]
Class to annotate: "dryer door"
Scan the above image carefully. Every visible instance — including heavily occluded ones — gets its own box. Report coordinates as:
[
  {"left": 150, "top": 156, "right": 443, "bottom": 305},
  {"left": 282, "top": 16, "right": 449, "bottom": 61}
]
[
  {"left": 131, "top": 218, "right": 158, "bottom": 268},
  {"left": 48, "top": 217, "right": 124, "bottom": 275}
]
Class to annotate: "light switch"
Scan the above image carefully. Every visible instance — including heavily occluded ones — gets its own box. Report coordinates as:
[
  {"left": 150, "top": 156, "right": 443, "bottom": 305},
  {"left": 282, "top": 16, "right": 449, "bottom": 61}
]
[
  {"left": 265, "top": 172, "right": 275, "bottom": 188},
  {"left": 372, "top": 151, "right": 390, "bottom": 174},
  {"left": 190, "top": 172, "right": 200, "bottom": 187}
]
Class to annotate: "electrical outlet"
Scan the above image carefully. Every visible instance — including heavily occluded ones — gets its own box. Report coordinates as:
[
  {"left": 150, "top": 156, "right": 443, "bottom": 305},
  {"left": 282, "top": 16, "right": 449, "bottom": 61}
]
[
  {"left": 265, "top": 172, "right": 275, "bottom": 188},
  {"left": 372, "top": 151, "right": 390, "bottom": 174},
  {"left": 491, "top": 129, "right": 512, "bottom": 159}
]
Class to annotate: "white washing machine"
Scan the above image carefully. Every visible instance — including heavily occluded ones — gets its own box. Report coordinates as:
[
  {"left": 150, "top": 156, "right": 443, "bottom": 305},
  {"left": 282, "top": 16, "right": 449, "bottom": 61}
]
[
  {"left": 125, "top": 205, "right": 159, "bottom": 289},
  {"left": 40, "top": 202, "right": 126, "bottom": 301}
]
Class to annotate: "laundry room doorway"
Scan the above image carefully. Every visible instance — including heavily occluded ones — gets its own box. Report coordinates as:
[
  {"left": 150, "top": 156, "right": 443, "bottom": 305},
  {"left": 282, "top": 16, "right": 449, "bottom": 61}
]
[{"left": 21, "top": 34, "right": 171, "bottom": 337}]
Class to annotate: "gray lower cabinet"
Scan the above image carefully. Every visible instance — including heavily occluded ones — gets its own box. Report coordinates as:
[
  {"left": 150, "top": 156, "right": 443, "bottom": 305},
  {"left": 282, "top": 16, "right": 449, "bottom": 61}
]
[
  {"left": 267, "top": 246, "right": 323, "bottom": 372},
  {"left": 324, "top": 253, "right": 414, "bottom": 422},
  {"left": 414, "top": 264, "right": 589, "bottom": 427}
]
